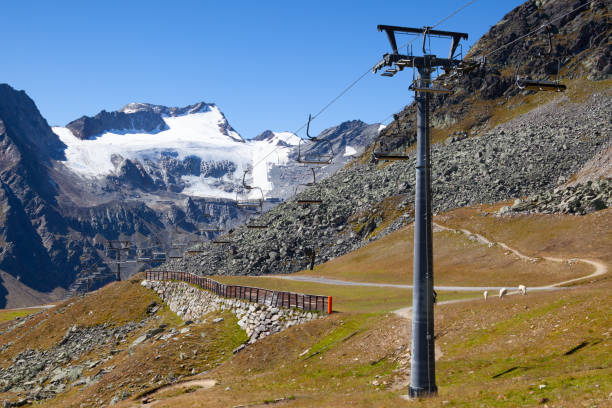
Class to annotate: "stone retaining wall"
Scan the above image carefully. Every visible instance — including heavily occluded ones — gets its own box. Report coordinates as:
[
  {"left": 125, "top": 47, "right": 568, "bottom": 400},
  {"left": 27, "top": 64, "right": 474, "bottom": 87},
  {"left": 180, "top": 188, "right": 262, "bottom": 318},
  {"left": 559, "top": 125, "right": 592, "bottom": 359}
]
[{"left": 141, "top": 280, "right": 322, "bottom": 344}]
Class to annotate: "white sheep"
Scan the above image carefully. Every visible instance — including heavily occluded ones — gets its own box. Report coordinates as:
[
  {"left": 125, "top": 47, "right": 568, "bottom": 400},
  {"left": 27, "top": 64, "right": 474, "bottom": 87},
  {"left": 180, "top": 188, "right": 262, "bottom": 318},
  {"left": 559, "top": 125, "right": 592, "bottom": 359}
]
[
  {"left": 518, "top": 284, "right": 527, "bottom": 295},
  {"left": 499, "top": 288, "right": 508, "bottom": 299},
  {"left": 483, "top": 290, "right": 488, "bottom": 301}
]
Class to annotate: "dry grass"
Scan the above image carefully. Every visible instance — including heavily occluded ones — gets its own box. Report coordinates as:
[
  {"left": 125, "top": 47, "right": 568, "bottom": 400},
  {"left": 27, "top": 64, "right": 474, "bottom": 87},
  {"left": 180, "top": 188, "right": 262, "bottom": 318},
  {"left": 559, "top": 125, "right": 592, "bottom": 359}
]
[
  {"left": 114, "top": 281, "right": 611, "bottom": 408},
  {"left": 291, "top": 211, "right": 594, "bottom": 287},
  {"left": 0, "top": 307, "right": 43, "bottom": 323},
  {"left": 0, "top": 277, "right": 171, "bottom": 363},
  {"left": 45, "top": 311, "right": 247, "bottom": 408},
  {"left": 438, "top": 207, "right": 612, "bottom": 267},
  {"left": 0, "top": 276, "right": 247, "bottom": 407},
  {"left": 0, "top": 213, "right": 608, "bottom": 407}
]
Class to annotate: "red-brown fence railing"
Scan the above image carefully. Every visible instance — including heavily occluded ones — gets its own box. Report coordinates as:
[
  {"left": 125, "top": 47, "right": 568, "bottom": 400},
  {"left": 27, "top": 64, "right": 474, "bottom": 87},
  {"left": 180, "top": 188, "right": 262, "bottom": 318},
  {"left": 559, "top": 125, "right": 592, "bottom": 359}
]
[{"left": 145, "top": 270, "right": 332, "bottom": 314}]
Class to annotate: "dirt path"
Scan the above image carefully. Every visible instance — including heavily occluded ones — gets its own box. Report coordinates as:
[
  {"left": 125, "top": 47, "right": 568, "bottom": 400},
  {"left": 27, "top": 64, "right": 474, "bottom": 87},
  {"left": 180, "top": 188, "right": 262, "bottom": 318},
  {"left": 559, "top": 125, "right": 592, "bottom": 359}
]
[
  {"left": 275, "top": 223, "right": 608, "bottom": 304},
  {"left": 433, "top": 222, "right": 608, "bottom": 288},
  {"left": 142, "top": 379, "right": 217, "bottom": 406}
]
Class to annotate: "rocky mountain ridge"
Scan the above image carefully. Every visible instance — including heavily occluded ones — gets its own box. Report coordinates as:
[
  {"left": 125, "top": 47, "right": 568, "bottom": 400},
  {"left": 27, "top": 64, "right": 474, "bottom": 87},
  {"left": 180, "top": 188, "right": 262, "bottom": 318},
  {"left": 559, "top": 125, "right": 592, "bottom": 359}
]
[
  {"left": 0, "top": 84, "right": 379, "bottom": 307},
  {"left": 377, "top": 0, "right": 611, "bottom": 154}
]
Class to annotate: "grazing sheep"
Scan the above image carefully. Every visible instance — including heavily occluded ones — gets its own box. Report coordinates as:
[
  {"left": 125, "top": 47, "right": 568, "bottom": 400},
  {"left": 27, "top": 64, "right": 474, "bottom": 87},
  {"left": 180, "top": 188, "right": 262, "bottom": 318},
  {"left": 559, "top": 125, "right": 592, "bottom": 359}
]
[
  {"left": 483, "top": 290, "right": 488, "bottom": 301},
  {"left": 518, "top": 284, "right": 527, "bottom": 295},
  {"left": 499, "top": 288, "right": 508, "bottom": 299}
]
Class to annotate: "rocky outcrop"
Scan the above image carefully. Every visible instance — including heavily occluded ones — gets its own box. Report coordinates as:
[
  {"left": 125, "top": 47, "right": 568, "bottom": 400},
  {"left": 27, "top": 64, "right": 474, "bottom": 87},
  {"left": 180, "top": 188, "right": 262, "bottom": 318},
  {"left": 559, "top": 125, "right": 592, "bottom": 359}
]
[
  {"left": 66, "top": 110, "right": 167, "bottom": 140},
  {"left": 142, "top": 280, "right": 322, "bottom": 344},
  {"left": 0, "top": 319, "right": 145, "bottom": 402},
  {"left": 378, "top": 0, "right": 611, "bottom": 153},
  {"left": 505, "top": 178, "right": 611, "bottom": 215},
  {"left": 0, "top": 84, "right": 86, "bottom": 300}
]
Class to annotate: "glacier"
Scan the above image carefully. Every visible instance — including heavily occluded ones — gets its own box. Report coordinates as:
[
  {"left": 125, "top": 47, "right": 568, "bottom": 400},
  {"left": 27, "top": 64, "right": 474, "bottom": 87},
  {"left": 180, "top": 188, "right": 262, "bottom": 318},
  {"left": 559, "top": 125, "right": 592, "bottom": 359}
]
[{"left": 53, "top": 105, "right": 299, "bottom": 198}]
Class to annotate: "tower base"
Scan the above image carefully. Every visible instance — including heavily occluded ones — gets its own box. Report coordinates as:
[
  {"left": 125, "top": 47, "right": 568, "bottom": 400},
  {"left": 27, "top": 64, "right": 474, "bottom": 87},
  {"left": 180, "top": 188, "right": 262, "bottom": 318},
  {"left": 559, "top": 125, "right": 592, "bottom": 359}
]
[{"left": 408, "top": 385, "right": 438, "bottom": 398}]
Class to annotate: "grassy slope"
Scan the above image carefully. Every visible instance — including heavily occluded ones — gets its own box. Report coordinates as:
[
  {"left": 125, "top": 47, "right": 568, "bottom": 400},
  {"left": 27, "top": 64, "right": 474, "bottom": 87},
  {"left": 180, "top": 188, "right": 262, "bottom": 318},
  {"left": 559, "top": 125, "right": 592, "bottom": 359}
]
[
  {"left": 285, "top": 211, "right": 600, "bottom": 288},
  {"left": 438, "top": 207, "right": 612, "bottom": 267},
  {"left": 115, "top": 283, "right": 611, "bottom": 408},
  {"left": 0, "top": 276, "right": 247, "bottom": 407},
  {"left": 0, "top": 207, "right": 608, "bottom": 407},
  {"left": 0, "top": 307, "right": 43, "bottom": 323}
]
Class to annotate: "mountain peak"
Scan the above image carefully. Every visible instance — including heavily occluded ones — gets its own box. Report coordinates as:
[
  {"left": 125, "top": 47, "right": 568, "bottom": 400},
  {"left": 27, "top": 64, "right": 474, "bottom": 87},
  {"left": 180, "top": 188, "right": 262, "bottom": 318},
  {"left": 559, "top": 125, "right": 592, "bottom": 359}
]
[
  {"left": 252, "top": 130, "right": 300, "bottom": 147},
  {"left": 65, "top": 101, "right": 241, "bottom": 142},
  {"left": 120, "top": 101, "right": 215, "bottom": 117}
]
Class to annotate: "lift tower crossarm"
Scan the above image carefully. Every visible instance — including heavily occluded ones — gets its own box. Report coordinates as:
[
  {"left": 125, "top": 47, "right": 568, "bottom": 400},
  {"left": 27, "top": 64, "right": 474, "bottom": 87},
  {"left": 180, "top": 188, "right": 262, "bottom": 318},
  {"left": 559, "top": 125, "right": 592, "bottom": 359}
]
[{"left": 377, "top": 25, "right": 468, "bottom": 59}]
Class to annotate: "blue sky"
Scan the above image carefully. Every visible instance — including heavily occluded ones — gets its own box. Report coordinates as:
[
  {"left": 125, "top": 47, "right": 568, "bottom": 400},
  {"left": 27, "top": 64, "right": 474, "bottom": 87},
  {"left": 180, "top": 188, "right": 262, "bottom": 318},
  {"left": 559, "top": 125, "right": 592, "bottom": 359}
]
[{"left": 1, "top": 0, "right": 524, "bottom": 139}]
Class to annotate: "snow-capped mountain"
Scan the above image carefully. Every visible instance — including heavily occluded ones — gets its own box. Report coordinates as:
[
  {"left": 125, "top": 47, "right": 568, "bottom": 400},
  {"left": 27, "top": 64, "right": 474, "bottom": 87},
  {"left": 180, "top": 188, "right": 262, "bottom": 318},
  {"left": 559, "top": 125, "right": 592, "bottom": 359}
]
[
  {"left": 53, "top": 102, "right": 379, "bottom": 202},
  {"left": 53, "top": 102, "right": 302, "bottom": 199}
]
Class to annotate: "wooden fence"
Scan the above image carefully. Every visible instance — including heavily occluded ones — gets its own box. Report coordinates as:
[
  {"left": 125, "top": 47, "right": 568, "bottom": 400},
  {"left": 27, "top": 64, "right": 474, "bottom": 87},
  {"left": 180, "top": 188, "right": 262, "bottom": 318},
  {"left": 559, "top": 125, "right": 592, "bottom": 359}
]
[{"left": 145, "top": 270, "right": 332, "bottom": 314}]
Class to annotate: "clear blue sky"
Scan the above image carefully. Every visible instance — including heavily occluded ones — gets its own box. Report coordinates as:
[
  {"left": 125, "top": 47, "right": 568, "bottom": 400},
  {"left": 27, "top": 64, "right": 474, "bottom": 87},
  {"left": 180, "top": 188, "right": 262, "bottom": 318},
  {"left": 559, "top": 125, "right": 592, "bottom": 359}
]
[{"left": 1, "top": 0, "right": 524, "bottom": 139}]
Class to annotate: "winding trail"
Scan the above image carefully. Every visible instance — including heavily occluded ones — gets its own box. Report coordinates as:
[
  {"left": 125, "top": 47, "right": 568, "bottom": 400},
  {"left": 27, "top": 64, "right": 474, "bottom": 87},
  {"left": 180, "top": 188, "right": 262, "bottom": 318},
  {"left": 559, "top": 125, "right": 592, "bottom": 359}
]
[
  {"left": 275, "top": 222, "right": 608, "bottom": 309},
  {"left": 433, "top": 222, "right": 608, "bottom": 287}
]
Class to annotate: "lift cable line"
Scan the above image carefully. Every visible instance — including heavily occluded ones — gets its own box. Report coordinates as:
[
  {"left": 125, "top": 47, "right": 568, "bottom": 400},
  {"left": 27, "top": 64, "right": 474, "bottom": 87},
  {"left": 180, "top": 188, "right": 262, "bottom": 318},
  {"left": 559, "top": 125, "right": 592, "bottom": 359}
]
[
  {"left": 477, "top": 0, "right": 597, "bottom": 60},
  {"left": 248, "top": 0, "right": 477, "bottom": 173},
  {"left": 373, "top": 24, "right": 469, "bottom": 398}
]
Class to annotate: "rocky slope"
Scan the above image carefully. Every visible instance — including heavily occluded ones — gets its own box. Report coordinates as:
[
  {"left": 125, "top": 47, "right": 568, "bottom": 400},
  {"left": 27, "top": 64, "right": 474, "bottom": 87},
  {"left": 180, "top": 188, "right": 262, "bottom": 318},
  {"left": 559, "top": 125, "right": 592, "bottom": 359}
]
[
  {"left": 164, "top": 91, "right": 611, "bottom": 276},
  {"left": 161, "top": 1, "right": 612, "bottom": 277},
  {"left": 377, "top": 0, "right": 611, "bottom": 153},
  {"left": 505, "top": 177, "right": 611, "bottom": 215}
]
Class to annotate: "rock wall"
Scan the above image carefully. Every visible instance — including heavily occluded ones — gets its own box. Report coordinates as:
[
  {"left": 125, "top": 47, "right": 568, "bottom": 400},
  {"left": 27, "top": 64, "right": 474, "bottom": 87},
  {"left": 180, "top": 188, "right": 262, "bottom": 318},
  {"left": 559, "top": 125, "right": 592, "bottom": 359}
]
[{"left": 141, "top": 280, "right": 322, "bottom": 344}]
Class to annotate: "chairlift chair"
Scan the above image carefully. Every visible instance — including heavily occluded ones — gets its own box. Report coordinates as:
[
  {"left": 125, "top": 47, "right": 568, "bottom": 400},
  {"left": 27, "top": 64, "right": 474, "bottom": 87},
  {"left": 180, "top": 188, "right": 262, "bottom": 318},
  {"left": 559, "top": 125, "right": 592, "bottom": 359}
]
[
  {"left": 199, "top": 225, "right": 221, "bottom": 233},
  {"left": 246, "top": 221, "right": 268, "bottom": 229},
  {"left": 296, "top": 115, "right": 334, "bottom": 165},
  {"left": 212, "top": 228, "right": 234, "bottom": 245},
  {"left": 236, "top": 169, "right": 269, "bottom": 229},
  {"left": 212, "top": 238, "right": 232, "bottom": 244},
  {"left": 373, "top": 114, "right": 411, "bottom": 161},
  {"left": 409, "top": 82, "right": 452, "bottom": 94},
  {"left": 515, "top": 25, "right": 566, "bottom": 93},
  {"left": 294, "top": 168, "right": 323, "bottom": 205},
  {"left": 516, "top": 78, "right": 566, "bottom": 92},
  {"left": 236, "top": 170, "right": 265, "bottom": 210}
]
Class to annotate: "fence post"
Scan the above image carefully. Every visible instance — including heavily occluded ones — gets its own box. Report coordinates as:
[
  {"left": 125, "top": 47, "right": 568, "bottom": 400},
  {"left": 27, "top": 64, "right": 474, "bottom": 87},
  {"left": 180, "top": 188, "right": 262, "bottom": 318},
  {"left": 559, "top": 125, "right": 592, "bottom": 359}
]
[{"left": 328, "top": 296, "right": 332, "bottom": 314}]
